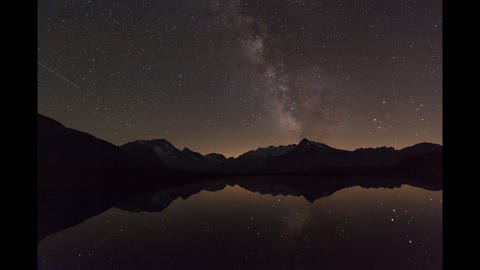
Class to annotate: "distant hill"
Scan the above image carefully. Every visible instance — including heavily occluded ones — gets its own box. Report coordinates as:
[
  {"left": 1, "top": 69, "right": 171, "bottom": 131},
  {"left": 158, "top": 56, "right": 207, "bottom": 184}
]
[
  {"left": 37, "top": 114, "right": 442, "bottom": 243},
  {"left": 262, "top": 139, "right": 442, "bottom": 173},
  {"left": 121, "top": 140, "right": 226, "bottom": 171},
  {"left": 123, "top": 136, "right": 442, "bottom": 174},
  {"left": 38, "top": 114, "right": 170, "bottom": 192},
  {"left": 38, "top": 114, "right": 442, "bottom": 190}
]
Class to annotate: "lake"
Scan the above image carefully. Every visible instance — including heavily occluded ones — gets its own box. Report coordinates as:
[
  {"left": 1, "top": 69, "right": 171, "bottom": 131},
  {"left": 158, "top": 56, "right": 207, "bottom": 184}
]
[{"left": 38, "top": 176, "right": 442, "bottom": 269}]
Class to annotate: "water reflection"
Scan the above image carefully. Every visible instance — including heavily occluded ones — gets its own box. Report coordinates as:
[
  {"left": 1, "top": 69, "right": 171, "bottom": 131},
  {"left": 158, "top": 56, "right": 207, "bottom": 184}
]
[{"left": 38, "top": 176, "right": 442, "bottom": 270}]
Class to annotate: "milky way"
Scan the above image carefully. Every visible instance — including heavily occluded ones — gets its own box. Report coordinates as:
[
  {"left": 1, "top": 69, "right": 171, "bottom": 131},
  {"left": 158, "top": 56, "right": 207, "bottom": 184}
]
[
  {"left": 38, "top": 0, "right": 442, "bottom": 157},
  {"left": 218, "top": 0, "right": 339, "bottom": 138}
]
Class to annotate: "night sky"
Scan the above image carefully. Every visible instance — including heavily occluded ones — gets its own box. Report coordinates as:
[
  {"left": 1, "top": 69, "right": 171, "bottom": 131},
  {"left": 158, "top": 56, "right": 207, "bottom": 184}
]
[{"left": 38, "top": 0, "right": 442, "bottom": 157}]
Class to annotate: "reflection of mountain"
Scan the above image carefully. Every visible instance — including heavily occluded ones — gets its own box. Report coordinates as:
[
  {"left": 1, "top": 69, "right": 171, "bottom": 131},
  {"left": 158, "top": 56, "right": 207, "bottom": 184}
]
[
  {"left": 38, "top": 114, "right": 443, "bottom": 240},
  {"left": 38, "top": 175, "right": 442, "bottom": 241}
]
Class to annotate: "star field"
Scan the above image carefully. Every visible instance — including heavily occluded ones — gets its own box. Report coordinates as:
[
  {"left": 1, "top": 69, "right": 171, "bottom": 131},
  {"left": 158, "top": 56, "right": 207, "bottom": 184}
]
[{"left": 38, "top": 0, "right": 442, "bottom": 157}]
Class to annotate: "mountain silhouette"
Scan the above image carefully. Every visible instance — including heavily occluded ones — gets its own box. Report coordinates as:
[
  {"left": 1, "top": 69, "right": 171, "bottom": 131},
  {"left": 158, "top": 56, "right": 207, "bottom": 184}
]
[
  {"left": 121, "top": 140, "right": 226, "bottom": 171},
  {"left": 38, "top": 114, "right": 220, "bottom": 192},
  {"left": 120, "top": 135, "right": 442, "bottom": 175},
  {"left": 262, "top": 139, "right": 442, "bottom": 173},
  {"left": 37, "top": 114, "right": 443, "bottom": 241},
  {"left": 38, "top": 114, "right": 137, "bottom": 191},
  {"left": 38, "top": 113, "right": 442, "bottom": 191}
]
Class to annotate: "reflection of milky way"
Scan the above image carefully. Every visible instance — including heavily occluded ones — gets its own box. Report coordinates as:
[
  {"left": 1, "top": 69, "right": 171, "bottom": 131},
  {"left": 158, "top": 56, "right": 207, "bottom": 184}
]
[{"left": 286, "top": 209, "right": 310, "bottom": 234}]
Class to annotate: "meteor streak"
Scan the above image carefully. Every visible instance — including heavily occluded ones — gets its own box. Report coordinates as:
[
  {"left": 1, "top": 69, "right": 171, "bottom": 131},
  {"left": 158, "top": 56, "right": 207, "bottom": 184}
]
[{"left": 37, "top": 61, "right": 80, "bottom": 89}]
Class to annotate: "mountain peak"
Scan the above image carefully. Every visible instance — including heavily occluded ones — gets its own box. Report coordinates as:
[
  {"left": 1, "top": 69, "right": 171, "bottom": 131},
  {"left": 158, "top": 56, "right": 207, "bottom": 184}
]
[
  {"left": 298, "top": 138, "right": 326, "bottom": 147},
  {"left": 136, "top": 139, "right": 177, "bottom": 151},
  {"left": 149, "top": 138, "right": 174, "bottom": 145},
  {"left": 298, "top": 138, "right": 313, "bottom": 145},
  {"left": 400, "top": 142, "right": 443, "bottom": 153},
  {"left": 182, "top": 147, "right": 195, "bottom": 153},
  {"left": 295, "top": 138, "right": 335, "bottom": 151},
  {"left": 205, "top": 153, "right": 227, "bottom": 162},
  {"left": 121, "top": 139, "right": 180, "bottom": 161}
]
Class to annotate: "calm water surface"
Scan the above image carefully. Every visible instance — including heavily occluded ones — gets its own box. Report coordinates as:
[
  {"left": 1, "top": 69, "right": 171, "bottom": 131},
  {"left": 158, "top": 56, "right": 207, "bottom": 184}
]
[{"left": 38, "top": 179, "right": 442, "bottom": 270}]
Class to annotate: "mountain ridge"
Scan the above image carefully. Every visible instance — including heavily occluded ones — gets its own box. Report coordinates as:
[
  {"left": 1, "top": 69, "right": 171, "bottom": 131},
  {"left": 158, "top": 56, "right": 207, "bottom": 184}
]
[
  {"left": 38, "top": 113, "right": 442, "bottom": 177},
  {"left": 122, "top": 137, "right": 442, "bottom": 161}
]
